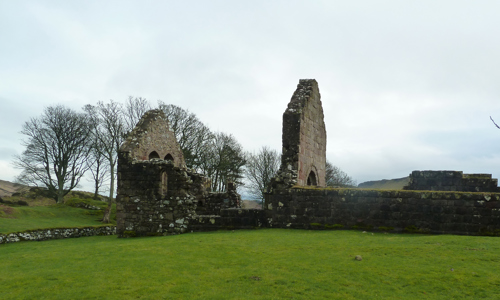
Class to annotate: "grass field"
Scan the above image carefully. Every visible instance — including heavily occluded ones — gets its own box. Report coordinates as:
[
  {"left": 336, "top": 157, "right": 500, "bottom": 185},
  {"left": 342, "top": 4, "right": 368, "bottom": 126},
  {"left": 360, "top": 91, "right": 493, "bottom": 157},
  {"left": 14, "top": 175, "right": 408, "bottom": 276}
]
[
  {"left": 0, "top": 202, "right": 114, "bottom": 234},
  {"left": 2, "top": 229, "right": 500, "bottom": 299}
]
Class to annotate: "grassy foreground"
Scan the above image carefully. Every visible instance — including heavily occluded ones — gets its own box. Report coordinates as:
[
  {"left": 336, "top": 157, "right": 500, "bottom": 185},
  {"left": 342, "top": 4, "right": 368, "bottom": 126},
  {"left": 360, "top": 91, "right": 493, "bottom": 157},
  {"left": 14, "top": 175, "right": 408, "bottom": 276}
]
[
  {"left": 2, "top": 229, "right": 500, "bottom": 299},
  {"left": 0, "top": 203, "right": 113, "bottom": 234}
]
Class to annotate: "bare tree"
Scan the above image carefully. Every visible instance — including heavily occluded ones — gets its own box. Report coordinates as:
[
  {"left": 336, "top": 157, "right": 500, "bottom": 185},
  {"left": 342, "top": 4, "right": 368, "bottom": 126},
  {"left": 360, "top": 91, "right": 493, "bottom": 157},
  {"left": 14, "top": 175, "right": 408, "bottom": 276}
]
[
  {"left": 123, "top": 96, "right": 152, "bottom": 133},
  {"left": 83, "top": 100, "right": 125, "bottom": 223},
  {"left": 245, "top": 146, "right": 280, "bottom": 203},
  {"left": 325, "top": 160, "right": 357, "bottom": 187},
  {"left": 491, "top": 116, "right": 500, "bottom": 129},
  {"left": 13, "top": 105, "right": 92, "bottom": 203},
  {"left": 200, "top": 132, "right": 246, "bottom": 192},
  {"left": 158, "top": 102, "right": 213, "bottom": 170},
  {"left": 85, "top": 136, "right": 110, "bottom": 199}
]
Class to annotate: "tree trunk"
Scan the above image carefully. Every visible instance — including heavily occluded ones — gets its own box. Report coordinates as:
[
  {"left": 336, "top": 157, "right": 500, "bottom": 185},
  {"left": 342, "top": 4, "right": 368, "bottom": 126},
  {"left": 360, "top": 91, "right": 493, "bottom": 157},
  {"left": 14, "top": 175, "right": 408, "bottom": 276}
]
[
  {"left": 57, "top": 180, "right": 65, "bottom": 204},
  {"left": 57, "top": 193, "right": 64, "bottom": 204},
  {"left": 93, "top": 185, "right": 99, "bottom": 200},
  {"left": 102, "top": 205, "right": 111, "bottom": 223},
  {"left": 93, "top": 162, "right": 100, "bottom": 200},
  {"left": 102, "top": 162, "right": 115, "bottom": 223}
]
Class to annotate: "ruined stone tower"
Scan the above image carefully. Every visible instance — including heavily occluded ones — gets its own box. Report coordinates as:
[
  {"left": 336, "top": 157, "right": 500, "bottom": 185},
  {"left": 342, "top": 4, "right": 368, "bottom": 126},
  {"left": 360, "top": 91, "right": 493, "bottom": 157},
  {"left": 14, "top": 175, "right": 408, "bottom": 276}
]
[{"left": 271, "top": 79, "right": 327, "bottom": 189}]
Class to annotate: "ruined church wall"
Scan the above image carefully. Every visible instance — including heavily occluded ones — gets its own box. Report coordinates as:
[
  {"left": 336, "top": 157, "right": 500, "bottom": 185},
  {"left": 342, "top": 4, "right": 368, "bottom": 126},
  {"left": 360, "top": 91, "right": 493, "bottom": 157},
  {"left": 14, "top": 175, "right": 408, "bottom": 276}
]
[
  {"left": 190, "top": 209, "right": 269, "bottom": 231},
  {"left": 196, "top": 191, "right": 241, "bottom": 216},
  {"left": 120, "top": 110, "right": 185, "bottom": 168},
  {"left": 404, "top": 171, "right": 500, "bottom": 192},
  {"left": 280, "top": 79, "right": 326, "bottom": 187},
  {"left": 116, "top": 156, "right": 205, "bottom": 237},
  {"left": 265, "top": 188, "right": 500, "bottom": 235},
  {"left": 297, "top": 86, "right": 326, "bottom": 186}
]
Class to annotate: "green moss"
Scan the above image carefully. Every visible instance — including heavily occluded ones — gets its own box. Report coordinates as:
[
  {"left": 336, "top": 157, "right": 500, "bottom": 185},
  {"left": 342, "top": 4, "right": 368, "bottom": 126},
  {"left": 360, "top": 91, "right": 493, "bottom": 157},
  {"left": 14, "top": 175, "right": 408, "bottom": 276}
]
[
  {"left": 146, "top": 232, "right": 162, "bottom": 237},
  {"left": 378, "top": 226, "right": 394, "bottom": 232},
  {"left": 310, "top": 223, "right": 345, "bottom": 230},
  {"left": 352, "top": 223, "right": 373, "bottom": 230},
  {"left": 404, "top": 225, "right": 430, "bottom": 234},
  {"left": 121, "top": 230, "right": 137, "bottom": 238},
  {"left": 478, "top": 228, "right": 500, "bottom": 237},
  {"left": 325, "top": 224, "right": 344, "bottom": 229}
]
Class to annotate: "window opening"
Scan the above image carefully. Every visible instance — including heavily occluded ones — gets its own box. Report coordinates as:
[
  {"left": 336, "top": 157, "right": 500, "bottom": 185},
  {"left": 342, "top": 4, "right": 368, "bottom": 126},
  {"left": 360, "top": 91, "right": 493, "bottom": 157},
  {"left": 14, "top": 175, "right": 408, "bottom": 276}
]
[
  {"left": 307, "top": 171, "right": 317, "bottom": 186},
  {"left": 149, "top": 151, "right": 160, "bottom": 160},
  {"left": 161, "top": 172, "right": 168, "bottom": 196}
]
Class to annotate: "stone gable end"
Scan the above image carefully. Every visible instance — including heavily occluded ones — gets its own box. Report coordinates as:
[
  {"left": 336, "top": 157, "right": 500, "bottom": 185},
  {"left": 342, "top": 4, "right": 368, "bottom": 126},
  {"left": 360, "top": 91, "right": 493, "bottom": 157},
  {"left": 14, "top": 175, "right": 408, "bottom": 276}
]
[
  {"left": 120, "top": 109, "right": 185, "bottom": 168},
  {"left": 273, "top": 79, "right": 327, "bottom": 188}
]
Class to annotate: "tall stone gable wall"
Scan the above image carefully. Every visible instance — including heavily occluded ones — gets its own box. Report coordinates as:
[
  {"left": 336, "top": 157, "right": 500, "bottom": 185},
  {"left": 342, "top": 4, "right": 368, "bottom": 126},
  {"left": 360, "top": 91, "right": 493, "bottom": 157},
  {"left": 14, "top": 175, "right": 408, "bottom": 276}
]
[
  {"left": 120, "top": 109, "right": 185, "bottom": 168},
  {"left": 272, "top": 79, "right": 327, "bottom": 188}
]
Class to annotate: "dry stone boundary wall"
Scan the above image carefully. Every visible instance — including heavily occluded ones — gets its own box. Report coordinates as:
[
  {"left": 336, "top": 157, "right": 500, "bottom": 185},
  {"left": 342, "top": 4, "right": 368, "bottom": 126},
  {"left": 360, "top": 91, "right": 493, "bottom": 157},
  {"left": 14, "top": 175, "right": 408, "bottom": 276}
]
[{"left": 0, "top": 225, "right": 116, "bottom": 244}]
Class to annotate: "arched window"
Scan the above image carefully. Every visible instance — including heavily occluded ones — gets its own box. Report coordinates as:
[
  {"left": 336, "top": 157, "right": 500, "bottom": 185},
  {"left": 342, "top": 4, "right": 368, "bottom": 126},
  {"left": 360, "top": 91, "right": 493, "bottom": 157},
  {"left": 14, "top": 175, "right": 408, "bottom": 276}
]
[
  {"left": 164, "top": 153, "right": 174, "bottom": 162},
  {"left": 149, "top": 151, "right": 160, "bottom": 160},
  {"left": 160, "top": 172, "right": 168, "bottom": 196},
  {"left": 307, "top": 171, "right": 317, "bottom": 186}
]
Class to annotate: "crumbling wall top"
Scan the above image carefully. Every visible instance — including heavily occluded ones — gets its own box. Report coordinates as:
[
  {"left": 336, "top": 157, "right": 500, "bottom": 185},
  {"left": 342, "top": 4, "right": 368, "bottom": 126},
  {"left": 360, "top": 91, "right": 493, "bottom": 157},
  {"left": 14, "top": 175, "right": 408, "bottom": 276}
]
[
  {"left": 271, "top": 79, "right": 327, "bottom": 189},
  {"left": 120, "top": 109, "right": 185, "bottom": 168}
]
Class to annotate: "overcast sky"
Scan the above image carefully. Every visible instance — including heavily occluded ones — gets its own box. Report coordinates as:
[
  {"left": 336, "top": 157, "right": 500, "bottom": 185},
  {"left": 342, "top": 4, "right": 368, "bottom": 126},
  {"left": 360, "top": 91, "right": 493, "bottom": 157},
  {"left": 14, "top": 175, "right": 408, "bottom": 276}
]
[{"left": 2, "top": 0, "right": 500, "bottom": 192}]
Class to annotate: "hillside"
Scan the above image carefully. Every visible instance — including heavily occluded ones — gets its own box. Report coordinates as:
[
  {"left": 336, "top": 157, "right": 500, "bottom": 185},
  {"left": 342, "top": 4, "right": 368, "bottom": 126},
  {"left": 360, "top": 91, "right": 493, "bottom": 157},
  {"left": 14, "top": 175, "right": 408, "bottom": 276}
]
[
  {"left": 0, "top": 180, "right": 29, "bottom": 198},
  {"left": 358, "top": 176, "right": 410, "bottom": 190}
]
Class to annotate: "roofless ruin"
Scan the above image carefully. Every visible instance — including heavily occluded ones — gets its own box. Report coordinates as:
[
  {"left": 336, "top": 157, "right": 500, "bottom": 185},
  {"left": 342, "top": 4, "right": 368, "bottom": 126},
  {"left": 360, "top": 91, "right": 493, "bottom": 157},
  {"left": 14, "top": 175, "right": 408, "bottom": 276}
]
[{"left": 116, "top": 79, "right": 500, "bottom": 237}]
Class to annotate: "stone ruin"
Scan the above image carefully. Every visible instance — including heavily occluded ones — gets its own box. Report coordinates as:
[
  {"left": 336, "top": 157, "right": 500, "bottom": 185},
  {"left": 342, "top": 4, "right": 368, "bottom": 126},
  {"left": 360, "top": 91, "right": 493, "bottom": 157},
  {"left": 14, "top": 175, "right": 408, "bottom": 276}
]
[
  {"left": 115, "top": 109, "right": 241, "bottom": 237},
  {"left": 116, "top": 79, "right": 500, "bottom": 237},
  {"left": 270, "top": 79, "right": 327, "bottom": 190},
  {"left": 404, "top": 170, "right": 500, "bottom": 192}
]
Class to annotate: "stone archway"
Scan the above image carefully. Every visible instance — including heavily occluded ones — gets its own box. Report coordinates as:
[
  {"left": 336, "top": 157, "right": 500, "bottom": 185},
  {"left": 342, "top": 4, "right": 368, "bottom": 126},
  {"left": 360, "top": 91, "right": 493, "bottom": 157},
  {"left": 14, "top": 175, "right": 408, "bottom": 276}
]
[
  {"left": 307, "top": 170, "right": 317, "bottom": 186},
  {"left": 149, "top": 151, "right": 160, "bottom": 160}
]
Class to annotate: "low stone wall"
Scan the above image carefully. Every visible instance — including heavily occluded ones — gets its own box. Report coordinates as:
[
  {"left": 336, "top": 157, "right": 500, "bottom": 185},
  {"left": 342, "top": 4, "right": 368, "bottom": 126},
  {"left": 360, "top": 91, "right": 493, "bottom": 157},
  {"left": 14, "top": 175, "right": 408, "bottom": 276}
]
[
  {"left": 404, "top": 171, "right": 500, "bottom": 192},
  {"left": 265, "top": 188, "right": 500, "bottom": 236},
  {"left": 196, "top": 190, "right": 241, "bottom": 215},
  {"left": 190, "top": 209, "right": 269, "bottom": 231},
  {"left": 0, "top": 226, "right": 116, "bottom": 244}
]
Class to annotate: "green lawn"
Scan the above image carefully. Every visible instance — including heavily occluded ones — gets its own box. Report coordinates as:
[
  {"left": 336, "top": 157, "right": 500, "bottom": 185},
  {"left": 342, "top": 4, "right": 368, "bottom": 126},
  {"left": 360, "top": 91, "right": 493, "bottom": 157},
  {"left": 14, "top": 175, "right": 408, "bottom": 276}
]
[
  {"left": 0, "top": 204, "right": 112, "bottom": 233},
  {"left": 2, "top": 229, "right": 500, "bottom": 299}
]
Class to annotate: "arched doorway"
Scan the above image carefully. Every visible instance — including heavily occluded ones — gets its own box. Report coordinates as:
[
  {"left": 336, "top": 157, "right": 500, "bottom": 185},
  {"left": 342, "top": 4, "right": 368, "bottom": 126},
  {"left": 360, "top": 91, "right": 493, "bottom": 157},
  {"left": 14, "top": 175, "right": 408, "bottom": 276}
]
[{"left": 307, "top": 171, "right": 317, "bottom": 186}]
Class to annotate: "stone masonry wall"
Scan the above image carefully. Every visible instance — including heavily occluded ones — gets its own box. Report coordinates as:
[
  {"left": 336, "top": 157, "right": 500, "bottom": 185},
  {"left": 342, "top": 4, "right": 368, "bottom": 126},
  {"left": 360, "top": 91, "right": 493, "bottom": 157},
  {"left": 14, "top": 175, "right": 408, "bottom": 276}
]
[
  {"left": 116, "top": 109, "right": 242, "bottom": 238},
  {"left": 116, "top": 157, "right": 207, "bottom": 237},
  {"left": 0, "top": 226, "right": 116, "bottom": 244},
  {"left": 265, "top": 188, "right": 500, "bottom": 235},
  {"left": 120, "top": 109, "right": 185, "bottom": 168},
  {"left": 404, "top": 171, "right": 500, "bottom": 192},
  {"left": 190, "top": 209, "right": 269, "bottom": 232},
  {"left": 196, "top": 188, "right": 241, "bottom": 215},
  {"left": 271, "top": 79, "right": 327, "bottom": 189}
]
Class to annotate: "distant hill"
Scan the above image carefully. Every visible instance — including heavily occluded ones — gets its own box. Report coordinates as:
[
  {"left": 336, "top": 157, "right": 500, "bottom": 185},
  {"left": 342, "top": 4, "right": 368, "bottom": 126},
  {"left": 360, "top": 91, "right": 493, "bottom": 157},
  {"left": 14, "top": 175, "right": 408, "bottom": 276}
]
[
  {"left": 358, "top": 177, "right": 410, "bottom": 190},
  {"left": 0, "top": 180, "right": 29, "bottom": 197}
]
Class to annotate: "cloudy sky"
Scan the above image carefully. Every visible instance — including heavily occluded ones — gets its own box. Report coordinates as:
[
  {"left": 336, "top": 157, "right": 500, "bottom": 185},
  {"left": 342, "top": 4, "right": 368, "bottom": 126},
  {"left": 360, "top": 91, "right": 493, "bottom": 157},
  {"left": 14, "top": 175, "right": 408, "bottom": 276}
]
[{"left": 2, "top": 0, "right": 500, "bottom": 192}]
